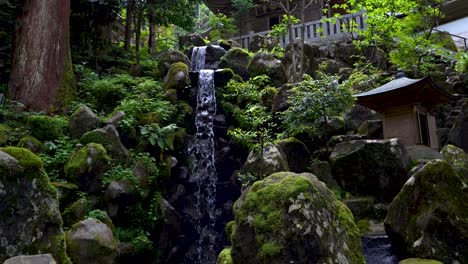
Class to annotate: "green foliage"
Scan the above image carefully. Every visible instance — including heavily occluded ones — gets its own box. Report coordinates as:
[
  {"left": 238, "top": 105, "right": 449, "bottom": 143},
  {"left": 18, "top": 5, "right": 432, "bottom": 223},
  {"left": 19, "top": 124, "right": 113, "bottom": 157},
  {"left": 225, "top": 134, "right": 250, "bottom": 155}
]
[
  {"left": 115, "top": 227, "right": 153, "bottom": 255},
  {"left": 87, "top": 209, "right": 109, "bottom": 223},
  {"left": 455, "top": 52, "right": 468, "bottom": 74},
  {"left": 28, "top": 115, "right": 67, "bottom": 142},
  {"left": 270, "top": 14, "right": 300, "bottom": 38},
  {"left": 208, "top": 14, "right": 237, "bottom": 40},
  {"left": 282, "top": 73, "right": 355, "bottom": 136},
  {"left": 140, "top": 124, "right": 178, "bottom": 150},
  {"left": 39, "top": 136, "right": 78, "bottom": 181}
]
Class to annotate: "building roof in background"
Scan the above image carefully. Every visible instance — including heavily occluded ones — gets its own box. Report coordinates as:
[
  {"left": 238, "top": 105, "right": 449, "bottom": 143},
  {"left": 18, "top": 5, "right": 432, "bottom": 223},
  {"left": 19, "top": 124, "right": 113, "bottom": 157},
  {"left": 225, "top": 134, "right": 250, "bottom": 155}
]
[{"left": 355, "top": 76, "right": 458, "bottom": 112}]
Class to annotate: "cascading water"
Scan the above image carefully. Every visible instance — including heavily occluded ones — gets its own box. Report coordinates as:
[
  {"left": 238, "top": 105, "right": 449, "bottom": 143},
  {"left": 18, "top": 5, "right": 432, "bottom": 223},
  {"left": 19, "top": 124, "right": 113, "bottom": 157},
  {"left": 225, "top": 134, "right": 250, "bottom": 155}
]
[{"left": 189, "top": 46, "right": 219, "bottom": 263}]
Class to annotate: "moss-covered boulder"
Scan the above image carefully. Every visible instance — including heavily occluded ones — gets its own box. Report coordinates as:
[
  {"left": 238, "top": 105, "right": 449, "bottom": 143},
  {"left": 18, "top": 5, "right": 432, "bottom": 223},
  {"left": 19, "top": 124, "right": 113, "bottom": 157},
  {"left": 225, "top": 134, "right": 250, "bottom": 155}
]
[
  {"left": 179, "top": 34, "right": 205, "bottom": 50},
  {"left": 205, "top": 45, "right": 227, "bottom": 70},
  {"left": 68, "top": 105, "right": 101, "bottom": 139},
  {"left": 308, "top": 160, "right": 340, "bottom": 189},
  {"left": 276, "top": 137, "right": 311, "bottom": 173},
  {"left": 230, "top": 172, "right": 365, "bottom": 264},
  {"left": 157, "top": 50, "right": 191, "bottom": 77},
  {"left": 283, "top": 39, "right": 320, "bottom": 78},
  {"left": 80, "top": 125, "right": 129, "bottom": 161},
  {"left": 271, "top": 83, "right": 294, "bottom": 114},
  {"left": 219, "top": 48, "right": 251, "bottom": 80},
  {"left": 248, "top": 52, "right": 287, "bottom": 87},
  {"left": 28, "top": 115, "right": 66, "bottom": 142},
  {"left": 0, "top": 148, "right": 71, "bottom": 264},
  {"left": 64, "top": 143, "right": 110, "bottom": 193},
  {"left": 163, "top": 62, "right": 190, "bottom": 93},
  {"left": 441, "top": 144, "right": 468, "bottom": 182},
  {"left": 67, "top": 218, "right": 118, "bottom": 264},
  {"left": 62, "top": 197, "right": 97, "bottom": 227},
  {"left": 17, "top": 135, "right": 43, "bottom": 153},
  {"left": 248, "top": 35, "right": 279, "bottom": 53},
  {"left": 243, "top": 143, "right": 289, "bottom": 179},
  {"left": 217, "top": 248, "right": 233, "bottom": 264},
  {"left": 330, "top": 138, "right": 409, "bottom": 202},
  {"left": 385, "top": 160, "right": 468, "bottom": 264},
  {"left": 0, "top": 123, "right": 12, "bottom": 146}
]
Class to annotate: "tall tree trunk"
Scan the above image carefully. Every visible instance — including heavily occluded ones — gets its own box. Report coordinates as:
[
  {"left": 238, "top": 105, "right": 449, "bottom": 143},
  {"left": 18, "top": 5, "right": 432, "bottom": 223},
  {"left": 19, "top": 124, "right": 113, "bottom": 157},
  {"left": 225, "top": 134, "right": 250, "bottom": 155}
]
[
  {"left": 8, "top": 0, "right": 74, "bottom": 113},
  {"left": 124, "top": 0, "right": 134, "bottom": 51},
  {"left": 135, "top": 7, "right": 144, "bottom": 65},
  {"left": 148, "top": 23, "right": 156, "bottom": 55}
]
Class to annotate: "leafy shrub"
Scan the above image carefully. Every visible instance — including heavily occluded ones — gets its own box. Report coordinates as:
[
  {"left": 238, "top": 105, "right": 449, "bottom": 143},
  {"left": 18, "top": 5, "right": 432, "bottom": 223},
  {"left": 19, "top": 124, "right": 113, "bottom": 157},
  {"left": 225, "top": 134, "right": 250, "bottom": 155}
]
[
  {"left": 455, "top": 52, "right": 468, "bottom": 74},
  {"left": 39, "top": 136, "right": 78, "bottom": 181},
  {"left": 115, "top": 228, "right": 153, "bottom": 255},
  {"left": 28, "top": 115, "right": 67, "bottom": 142}
]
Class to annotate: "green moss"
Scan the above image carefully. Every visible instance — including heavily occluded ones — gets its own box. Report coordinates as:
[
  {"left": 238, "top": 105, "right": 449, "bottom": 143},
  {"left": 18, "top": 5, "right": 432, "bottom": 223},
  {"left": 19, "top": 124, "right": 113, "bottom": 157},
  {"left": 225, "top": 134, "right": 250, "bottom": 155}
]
[
  {"left": 64, "top": 143, "right": 110, "bottom": 183},
  {"left": 259, "top": 242, "right": 283, "bottom": 259},
  {"left": 17, "top": 135, "right": 44, "bottom": 152},
  {"left": 28, "top": 115, "right": 67, "bottom": 141},
  {"left": 225, "top": 220, "right": 235, "bottom": 238},
  {"left": 55, "top": 46, "right": 75, "bottom": 113},
  {"left": 62, "top": 197, "right": 94, "bottom": 227},
  {"left": 1, "top": 146, "right": 43, "bottom": 170},
  {"left": 217, "top": 248, "right": 233, "bottom": 264},
  {"left": 399, "top": 258, "right": 443, "bottom": 264},
  {"left": 356, "top": 219, "right": 371, "bottom": 234},
  {"left": 163, "top": 62, "right": 189, "bottom": 90}
]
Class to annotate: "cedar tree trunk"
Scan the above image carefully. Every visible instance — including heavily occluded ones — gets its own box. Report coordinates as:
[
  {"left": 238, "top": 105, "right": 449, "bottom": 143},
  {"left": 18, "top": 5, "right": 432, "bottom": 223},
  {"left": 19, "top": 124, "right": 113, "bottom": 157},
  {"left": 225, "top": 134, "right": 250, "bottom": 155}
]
[{"left": 8, "top": 0, "right": 74, "bottom": 113}]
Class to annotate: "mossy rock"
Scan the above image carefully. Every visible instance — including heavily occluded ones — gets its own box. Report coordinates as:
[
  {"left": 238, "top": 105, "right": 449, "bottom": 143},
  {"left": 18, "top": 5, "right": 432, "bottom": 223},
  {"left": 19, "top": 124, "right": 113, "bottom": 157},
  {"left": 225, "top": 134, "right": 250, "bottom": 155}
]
[
  {"left": 219, "top": 48, "right": 252, "bottom": 80},
  {"left": 399, "top": 258, "right": 443, "bottom": 264},
  {"left": 217, "top": 248, "right": 233, "bottom": 264},
  {"left": 385, "top": 160, "right": 468, "bottom": 264},
  {"left": 158, "top": 50, "right": 191, "bottom": 77},
  {"left": 62, "top": 197, "right": 97, "bottom": 227},
  {"left": 64, "top": 143, "right": 110, "bottom": 193},
  {"left": 231, "top": 171, "right": 365, "bottom": 264},
  {"left": 248, "top": 52, "right": 287, "bottom": 87},
  {"left": 0, "top": 148, "right": 71, "bottom": 264},
  {"left": 80, "top": 125, "right": 129, "bottom": 161},
  {"left": 17, "top": 135, "right": 44, "bottom": 153},
  {"left": 28, "top": 115, "right": 67, "bottom": 142},
  {"left": 0, "top": 123, "right": 13, "bottom": 146},
  {"left": 243, "top": 143, "right": 289, "bottom": 179},
  {"left": 441, "top": 144, "right": 468, "bottom": 182},
  {"left": 163, "top": 62, "right": 190, "bottom": 91}
]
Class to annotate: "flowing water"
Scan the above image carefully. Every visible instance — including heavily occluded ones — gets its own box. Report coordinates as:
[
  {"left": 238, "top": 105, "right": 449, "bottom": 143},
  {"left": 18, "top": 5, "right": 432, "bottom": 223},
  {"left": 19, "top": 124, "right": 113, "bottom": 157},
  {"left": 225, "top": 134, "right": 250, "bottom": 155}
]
[{"left": 189, "top": 46, "right": 219, "bottom": 263}]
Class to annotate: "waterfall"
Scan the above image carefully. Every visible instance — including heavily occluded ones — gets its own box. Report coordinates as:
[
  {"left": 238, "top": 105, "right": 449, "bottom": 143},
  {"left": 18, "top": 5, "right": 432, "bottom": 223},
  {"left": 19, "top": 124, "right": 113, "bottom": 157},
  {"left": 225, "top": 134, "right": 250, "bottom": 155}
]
[
  {"left": 191, "top": 46, "right": 207, "bottom": 72},
  {"left": 189, "top": 46, "right": 219, "bottom": 263}
]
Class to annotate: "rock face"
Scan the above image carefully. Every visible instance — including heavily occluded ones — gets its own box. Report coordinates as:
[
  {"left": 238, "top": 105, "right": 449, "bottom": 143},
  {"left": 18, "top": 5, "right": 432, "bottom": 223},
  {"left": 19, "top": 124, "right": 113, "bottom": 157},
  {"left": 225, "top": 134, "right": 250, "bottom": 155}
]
[
  {"left": 0, "top": 148, "right": 70, "bottom": 264},
  {"left": 283, "top": 39, "right": 320, "bottom": 78},
  {"left": 3, "top": 254, "right": 56, "bottom": 264},
  {"left": 230, "top": 172, "right": 366, "bottom": 264},
  {"left": 179, "top": 34, "right": 205, "bottom": 49},
  {"left": 205, "top": 45, "right": 227, "bottom": 70},
  {"left": 163, "top": 62, "right": 190, "bottom": 92},
  {"left": 158, "top": 50, "right": 191, "bottom": 77},
  {"left": 248, "top": 52, "right": 287, "bottom": 87},
  {"left": 448, "top": 100, "right": 468, "bottom": 152},
  {"left": 276, "top": 138, "right": 311, "bottom": 173},
  {"left": 219, "top": 48, "right": 251, "bottom": 80},
  {"left": 330, "top": 139, "right": 409, "bottom": 202},
  {"left": 67, "top": 218, "right": 118, "bottom": 264},
  {"left": 248, "top": 35, "right": 279, "bottom": 52},
  {"left": 243, "top": 143, "right": 289, "bottom": 178},
  {"left": 68, "top": 105, "right": 101, "bottom": 139},
  {"left": 81, "top": 125, "right": 129, "bottom": 161},
  {"left": 384, "top": 160, "right": 468, "bottom": 264}
]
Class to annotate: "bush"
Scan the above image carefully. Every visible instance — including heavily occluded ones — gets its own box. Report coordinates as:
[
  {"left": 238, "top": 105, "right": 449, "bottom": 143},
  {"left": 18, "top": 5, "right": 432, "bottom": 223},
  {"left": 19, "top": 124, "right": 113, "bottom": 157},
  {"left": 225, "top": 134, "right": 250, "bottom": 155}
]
[{"left": 28, "top": 115, "right": 67, "bottom": 142}]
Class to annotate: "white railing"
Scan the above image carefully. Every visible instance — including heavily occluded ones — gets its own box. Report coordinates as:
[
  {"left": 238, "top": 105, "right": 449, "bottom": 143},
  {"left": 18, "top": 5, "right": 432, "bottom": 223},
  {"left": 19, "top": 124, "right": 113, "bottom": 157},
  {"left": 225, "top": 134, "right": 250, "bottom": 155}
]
[{"left": 232, "top": 12, "right": 367, "bottom": 49}]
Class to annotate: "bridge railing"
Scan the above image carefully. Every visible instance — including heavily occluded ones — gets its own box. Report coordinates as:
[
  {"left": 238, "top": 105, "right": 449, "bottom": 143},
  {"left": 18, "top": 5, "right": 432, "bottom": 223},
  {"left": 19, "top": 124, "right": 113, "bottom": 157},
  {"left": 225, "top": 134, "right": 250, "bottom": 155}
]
[{"left": 232, "top": 12, "right": 367, "bottom": 49}]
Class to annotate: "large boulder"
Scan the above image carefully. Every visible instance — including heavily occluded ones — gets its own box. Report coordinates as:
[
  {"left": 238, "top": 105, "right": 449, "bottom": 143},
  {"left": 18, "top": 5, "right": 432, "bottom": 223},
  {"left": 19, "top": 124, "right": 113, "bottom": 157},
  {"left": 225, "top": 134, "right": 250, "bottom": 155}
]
[
  {"left": 248, "top": 52, "right": 287, "bottom": 87},
  {"left": 68, "top": 105, "right": 101, "bottom": 139},
  {"left": 248, "top": 35, "right": 279, "bottom": 53},
  {"left": 448, "top": 100, "right": 468, "bottom": 152},
  {"left": 205, "top": 45, "right": 227, "bottom": 70},
  {"left": 163, "top": 62, "right": 190, "bottom": 93},
  {"left": 64, "top": 143, "right": 110, "bottom": 193},
  {"left": 81, "top": 125, "right": 129, "bottom": 161},
  {"left": 67, "top": 218, "right": 118, "bottom": 264},
  {"left": 271, "top": 83, "right": 294, "bottom": 114},
  {"left": 344, "top": 105, "right": 381, "bottom": 132},
  {"left": 157, "top": 50, "right": 191, "bottom": 77},
  {"left": 0, "top": 148, "right": 70, "bottom": 264},
  {"left": 230, "top": 172, "right": 366, "bottom": 264},
  {"left": 219, "top": 48, "right": 251, "bottom": 80},
  {"left": 243, "top": 143, "right": 289, "bottom": 178},
  {"left": 3, "top": 254, "right": 56, "bottom": 264},
  {"left": 330, "top": 139, "right": 409, "bottom": 202},
  {"left": 384, "top": 160, "right": 468, "bottom": 264},
  {"left": 179, "top": 34, "right": 205, "bottom": 49},
  {"left": 104, "top": 179, "right": 139, "bottom": 220},
  {"left": 276, "top": 138, "right": 311, "bottom": 173}
]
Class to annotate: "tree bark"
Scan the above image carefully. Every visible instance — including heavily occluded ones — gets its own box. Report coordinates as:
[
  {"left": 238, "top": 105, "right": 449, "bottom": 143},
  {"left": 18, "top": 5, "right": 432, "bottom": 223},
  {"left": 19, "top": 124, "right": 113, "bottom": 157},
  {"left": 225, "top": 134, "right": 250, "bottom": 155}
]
[
  {"left": 148, "top": 23, "right": 156, "bottom": 55},
  {"left": 124, "top": 0, "right": 134, "bottom": 51},
  {"left": 135, "top": 6, "right": 144, "bottom": 65},
  {"left": 8, "top": 0, "right": 74, "bottom": 113}
]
